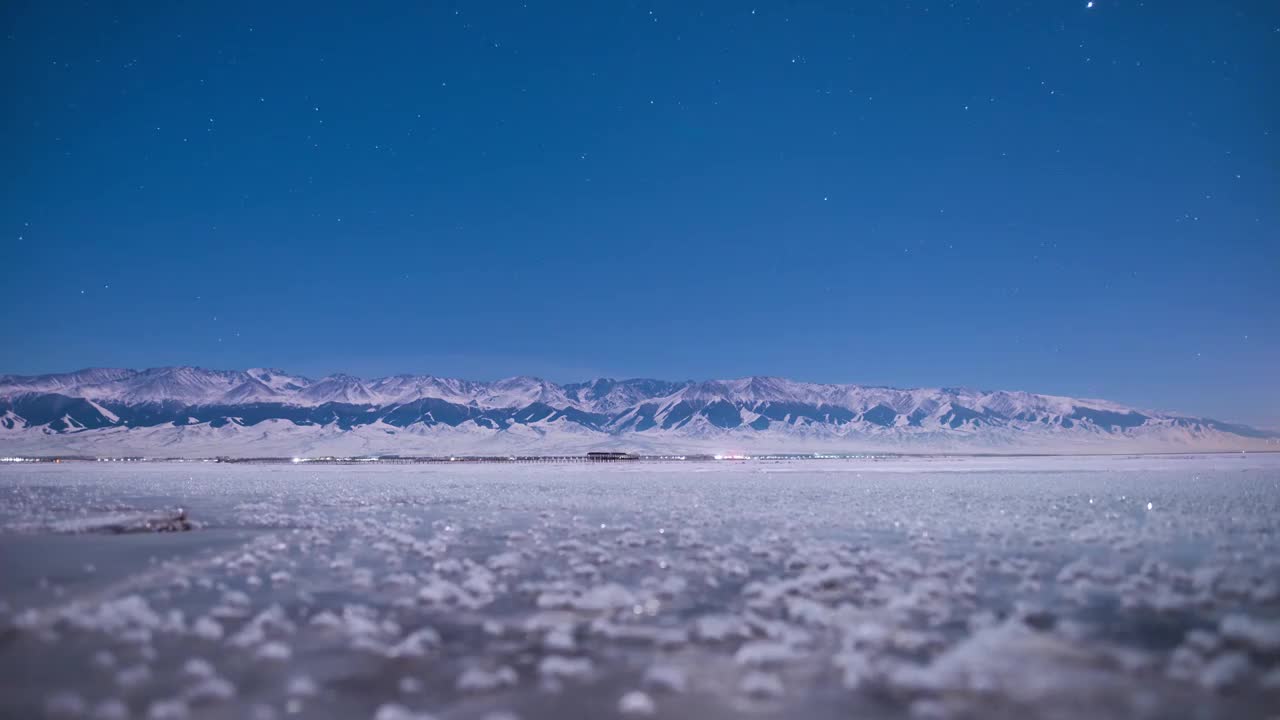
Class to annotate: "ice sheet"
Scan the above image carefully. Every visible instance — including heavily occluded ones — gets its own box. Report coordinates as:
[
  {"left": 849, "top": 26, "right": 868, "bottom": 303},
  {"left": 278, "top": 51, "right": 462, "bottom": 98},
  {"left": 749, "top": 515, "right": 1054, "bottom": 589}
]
[{"left": 1, "top": 454, "right": 1278, "bottom": 719}]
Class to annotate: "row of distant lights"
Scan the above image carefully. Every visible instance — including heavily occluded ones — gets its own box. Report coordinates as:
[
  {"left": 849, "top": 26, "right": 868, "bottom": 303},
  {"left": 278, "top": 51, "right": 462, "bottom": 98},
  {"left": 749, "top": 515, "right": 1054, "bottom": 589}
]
[
  {"left": 3, "top": 456, "right": 208, "bottom": 463},
  {"left": 713, "top": 453, "right": 884, "bottom": 460},
  {"left": 4, "top": 457, "right": 147, "bottom": 463},
  {"left": 1089, "top": 496, "right": 1156, "bottom": 511},
  {"left": 291, "top": 454, "right": 876, "bottom": 462}
]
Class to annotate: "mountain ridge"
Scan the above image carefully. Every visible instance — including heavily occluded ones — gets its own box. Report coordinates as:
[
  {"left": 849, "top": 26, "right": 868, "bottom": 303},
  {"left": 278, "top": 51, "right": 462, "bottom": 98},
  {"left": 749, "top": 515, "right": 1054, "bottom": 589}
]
[{"left": 1, "top": 366, "right": 1275, "bottom": 456}]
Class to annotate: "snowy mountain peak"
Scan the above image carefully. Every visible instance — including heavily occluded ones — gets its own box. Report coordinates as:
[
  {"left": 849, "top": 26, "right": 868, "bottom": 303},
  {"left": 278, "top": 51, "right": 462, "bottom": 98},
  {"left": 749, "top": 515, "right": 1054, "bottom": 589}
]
[
  {"left": 246, "top": 368, "right": 312, "bottom": 392},
  {"left": 1, "top": 366, "right": 1275, "bottom": 455},
  {"left": 298, "top": 374, "right": 379, "bottom": 405}
]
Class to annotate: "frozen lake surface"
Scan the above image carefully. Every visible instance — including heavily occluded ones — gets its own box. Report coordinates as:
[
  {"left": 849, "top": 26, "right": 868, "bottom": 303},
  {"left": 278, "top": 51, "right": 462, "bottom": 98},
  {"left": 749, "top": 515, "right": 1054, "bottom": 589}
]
[{"left": 2, "top": 454, "right": 1279, "bottom": 719}]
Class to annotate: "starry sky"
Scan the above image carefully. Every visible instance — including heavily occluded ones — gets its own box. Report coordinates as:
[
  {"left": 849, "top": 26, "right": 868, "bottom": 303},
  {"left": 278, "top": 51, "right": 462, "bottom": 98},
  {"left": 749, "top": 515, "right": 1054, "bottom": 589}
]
[{"left": 3, "top": 1, "right": 1278, "bottom": 426}]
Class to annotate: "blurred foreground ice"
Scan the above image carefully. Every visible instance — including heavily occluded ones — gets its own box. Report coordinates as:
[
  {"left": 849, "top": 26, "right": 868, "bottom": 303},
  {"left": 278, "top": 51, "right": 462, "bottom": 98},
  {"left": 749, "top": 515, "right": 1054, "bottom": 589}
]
[{"left": 1, "top": 454, "right": 1278, "bottom": 719}]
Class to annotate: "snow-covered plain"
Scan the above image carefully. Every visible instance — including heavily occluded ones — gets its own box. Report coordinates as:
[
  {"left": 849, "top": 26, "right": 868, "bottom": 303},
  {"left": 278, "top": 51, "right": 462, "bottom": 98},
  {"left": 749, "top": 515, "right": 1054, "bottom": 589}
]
[{"left": 2, "top": 454, "right": 1279, "bottom": 719}]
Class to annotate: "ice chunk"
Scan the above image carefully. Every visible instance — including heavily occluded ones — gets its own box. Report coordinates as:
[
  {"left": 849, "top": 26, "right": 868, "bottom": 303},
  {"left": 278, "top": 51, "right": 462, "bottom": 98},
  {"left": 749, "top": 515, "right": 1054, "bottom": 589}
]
[
  {"left": 372, "top": 703, "right": 437, "bottom": 720},
  {"left": 833, "top": 650, "right": 874, "bottom": 690},
  {"left": 457, "top": 666, "right": 518, "bottom": 693},
  {"left": 46, "top": 509, "right": 192, "bottom": 535},
  {"left": 1198, "top": 652, "right": 1252, "bottom": 692},
  {"left": 642, "top": 664, "right": 687, "bottom": 694},
  {"left": 1219, "top": 614, "right": 1280, "bottom": 654},
  {"left": 115, "top": 665, "right": 152, "bottom": 689},
  {"left": 544, "top": 626, "right": 576, "bottom": 651},
  {"left": 255, "top": 641, "right": 292, "bottom": 662},
  {"left": 618, "top": 690, "right": 656, "bottom": 716},
  {"left": 572, "top": 583, "right": 636, "bottom": 612},
  {"left": 287, "top": 675, "right": 318, "bottom": 697},
  {"left": 90, "top": 699, "right": 129, "bottom": 720},
  {"left": 739, "top": 671, "right": 784, "bottom": 699},
  {"left": 191, "top": 616, "right": 224, "bottom": 641},
  {"left": 897, "top": 620, "right": 1117, "bottom": 704},
  {"left": 693, "top": 614, "right": 752, "bottom": 642},
  {"left": 734, "top": 641, "right": 800, "bottom": 668},
  {"left": 184, "top": 676, "right": 236, "bottom": 704},
  {"left": 537, "top": 655, "right": 594, "bottom": 681},
  {"left": 64, "top": 594, "right": 162, "bottom": 635},
  {"left": 387, "top": 627, "right": 441, "bottom": 658},
  {"left": 146, "top": 699, "right": 190, "bottom": 720},
  {"left": 1183, "top": 629, "right": 1220, "bottom": 655},
  {"left": 487, "top": 551, "right": 523, "bottom": 571},
  {"left": 180, "top": 658, "right": 215, "bottom": 680}
]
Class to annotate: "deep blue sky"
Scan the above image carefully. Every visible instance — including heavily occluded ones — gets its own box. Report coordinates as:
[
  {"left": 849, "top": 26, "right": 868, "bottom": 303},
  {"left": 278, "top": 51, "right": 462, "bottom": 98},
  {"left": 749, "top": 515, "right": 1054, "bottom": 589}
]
[{"left": 3, "top": 1, "right": 1277, "bottom": 425}]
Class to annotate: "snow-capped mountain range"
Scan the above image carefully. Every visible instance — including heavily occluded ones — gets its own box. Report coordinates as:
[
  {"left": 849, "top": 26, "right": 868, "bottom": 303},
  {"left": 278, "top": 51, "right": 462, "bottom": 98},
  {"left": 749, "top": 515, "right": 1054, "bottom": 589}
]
[{"left": 1, "top": 367, "right": 1275, "bottom": 457}]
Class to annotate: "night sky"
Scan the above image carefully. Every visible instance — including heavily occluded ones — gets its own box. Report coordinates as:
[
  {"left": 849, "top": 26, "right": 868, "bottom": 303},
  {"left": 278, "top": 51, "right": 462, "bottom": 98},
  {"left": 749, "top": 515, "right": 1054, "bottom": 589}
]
[{"left": 3, "top": 1, "right": 1277, "bottom": 425}]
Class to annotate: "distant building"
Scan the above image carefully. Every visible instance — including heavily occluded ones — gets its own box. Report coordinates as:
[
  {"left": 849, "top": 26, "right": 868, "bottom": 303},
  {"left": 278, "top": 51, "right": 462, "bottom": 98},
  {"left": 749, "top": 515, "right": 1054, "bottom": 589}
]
[{"left": 586, "top": 451, "right": 639, "bottom": 461}]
